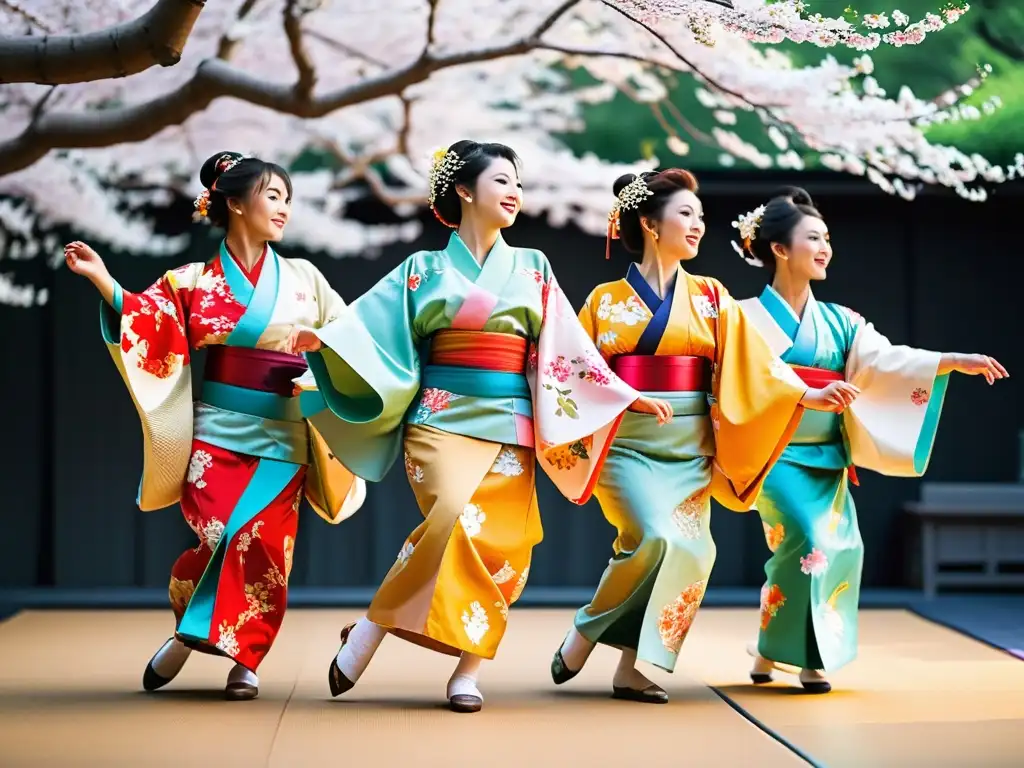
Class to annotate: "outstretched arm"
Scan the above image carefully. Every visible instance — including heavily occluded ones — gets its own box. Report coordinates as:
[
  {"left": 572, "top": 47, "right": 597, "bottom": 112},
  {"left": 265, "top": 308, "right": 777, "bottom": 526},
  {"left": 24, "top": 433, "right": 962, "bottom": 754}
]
[{"left": 937, "top": 353, "right": 1009, "bottom": 383}]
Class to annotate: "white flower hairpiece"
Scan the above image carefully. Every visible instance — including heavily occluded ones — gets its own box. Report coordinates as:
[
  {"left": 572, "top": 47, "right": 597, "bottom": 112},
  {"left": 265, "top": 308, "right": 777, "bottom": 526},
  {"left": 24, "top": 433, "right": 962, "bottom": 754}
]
[
  {"left": 607, "top": 174, "right": 654, "bottom": 239},
  {"left": 427, "top": 147, "right": 466, "bottom": 209},
  {"left": 730, "top": 204, "right": 766, "bottom": 267}
]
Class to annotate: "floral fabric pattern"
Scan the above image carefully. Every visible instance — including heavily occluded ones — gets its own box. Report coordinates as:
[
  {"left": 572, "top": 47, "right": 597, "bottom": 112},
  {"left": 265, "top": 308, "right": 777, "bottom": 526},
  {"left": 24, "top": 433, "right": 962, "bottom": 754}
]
[{"left": 657, "top": 579, "right": 707, "bottom": 653}]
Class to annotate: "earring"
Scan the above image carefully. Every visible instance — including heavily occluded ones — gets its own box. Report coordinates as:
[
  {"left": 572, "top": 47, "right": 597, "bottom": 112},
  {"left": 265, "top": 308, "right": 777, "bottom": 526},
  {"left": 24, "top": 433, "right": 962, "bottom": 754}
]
[
  {"left": 465, "top": 196, "right": 473, "bottom": 203},
  {"left": 652, "top": 231, "right": 659, "bottom": 241}
]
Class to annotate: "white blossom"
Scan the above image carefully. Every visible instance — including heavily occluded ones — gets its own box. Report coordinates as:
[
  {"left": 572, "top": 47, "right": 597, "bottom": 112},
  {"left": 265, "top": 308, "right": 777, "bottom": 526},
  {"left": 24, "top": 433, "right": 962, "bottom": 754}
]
[{"left": 0, "top": 0, "right": 1001, "bottom": 307}]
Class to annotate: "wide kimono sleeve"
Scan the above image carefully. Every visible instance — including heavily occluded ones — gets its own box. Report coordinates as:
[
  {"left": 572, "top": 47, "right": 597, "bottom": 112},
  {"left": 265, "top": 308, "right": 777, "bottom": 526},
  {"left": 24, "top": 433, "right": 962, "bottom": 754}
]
[
  {"left": 530, "top": 274, "right": 639, "bottom": 505},
  {"left": 298, "top": 259, "right": 422, "bottom": 483},
  {"left": 842, "top": 311, "right": 948, "bottom": 476},
  {"left": 297, "top": 264, "right": 368, "bottom": 524},
  {"left": 708, "top": 286, "right": 807, "bottom": 512},
  {"left": 99, "top": 264, "right": 203, "bottom": 511}
]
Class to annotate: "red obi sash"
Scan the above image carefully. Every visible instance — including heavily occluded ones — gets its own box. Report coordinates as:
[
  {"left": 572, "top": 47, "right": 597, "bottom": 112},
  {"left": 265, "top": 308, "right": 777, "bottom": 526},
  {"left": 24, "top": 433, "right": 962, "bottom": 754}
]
[
  {"left": 611, "top": 354, "right": 711, "bottom": 393},
  {"left": 429, "top": 330, "right": 528, "bottom": 374},
  {"left": 204, "top": 346, "right": 308, "bottom": 397},
  {"left": 789, "top": 364, "right": 859, "bottom": 486}
]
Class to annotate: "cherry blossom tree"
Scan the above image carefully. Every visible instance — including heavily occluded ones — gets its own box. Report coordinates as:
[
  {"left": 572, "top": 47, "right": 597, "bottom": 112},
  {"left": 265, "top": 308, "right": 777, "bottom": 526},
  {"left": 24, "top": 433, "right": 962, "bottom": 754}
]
[{"left": 0, "top": 0, "right": 1013, "bottom": 308}]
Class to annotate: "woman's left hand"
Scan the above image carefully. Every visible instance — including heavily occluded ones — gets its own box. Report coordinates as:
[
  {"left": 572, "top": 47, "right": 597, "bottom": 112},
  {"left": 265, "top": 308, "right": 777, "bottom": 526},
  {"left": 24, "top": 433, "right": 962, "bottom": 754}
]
[
  {"left": 287, "top": 326, "right": 322, "bottom": 355},
  {"left": 631, "top": 395, "right": 674, "bottom": 426},
  {"left": 952, "top": 354, "right": 1009, "bottom": 385}
]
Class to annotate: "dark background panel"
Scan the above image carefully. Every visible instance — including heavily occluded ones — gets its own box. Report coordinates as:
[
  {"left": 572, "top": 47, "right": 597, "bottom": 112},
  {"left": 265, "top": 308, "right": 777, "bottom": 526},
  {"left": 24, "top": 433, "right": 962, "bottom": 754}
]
[{"left": 1, "top": 184, "right": 1020, "bottom": 591}]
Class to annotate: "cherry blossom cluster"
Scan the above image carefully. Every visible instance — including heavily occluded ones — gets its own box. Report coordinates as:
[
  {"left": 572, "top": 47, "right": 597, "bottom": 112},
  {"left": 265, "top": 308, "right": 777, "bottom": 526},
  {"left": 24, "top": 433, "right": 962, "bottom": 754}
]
[{"left": 0, "top": 0, "right": 1008, "bottom": 308}]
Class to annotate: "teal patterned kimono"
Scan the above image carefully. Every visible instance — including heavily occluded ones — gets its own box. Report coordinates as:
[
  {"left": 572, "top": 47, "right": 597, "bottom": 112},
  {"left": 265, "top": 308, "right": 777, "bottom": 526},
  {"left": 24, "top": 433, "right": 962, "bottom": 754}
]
[
  {"left": 740, "top": 285, "right": 950, "bottom": 672},
  {"left": 296, "top": 231, "right": 638, "bottom": 659}
]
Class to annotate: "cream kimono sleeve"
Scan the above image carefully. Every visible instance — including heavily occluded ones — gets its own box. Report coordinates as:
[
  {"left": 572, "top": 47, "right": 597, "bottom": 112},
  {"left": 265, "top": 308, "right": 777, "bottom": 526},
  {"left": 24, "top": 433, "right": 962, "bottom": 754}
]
[
  {"left": 708, "top": 286, "right": 807, "bottom": 511},
  {"left": 299, "top": 259, "right": 422, "bottom": 483},
  {"left": 99, "top": 263, "right": 204, "bottom": 511},
  {"left": 530, "top": 274, "right": 639, "bottom": 504},
  {"left": 294, "top": 262, "right": 367, "bottom": 524},
  {"left": 843, "top": 310, "right": 949, "bottom": 476}
]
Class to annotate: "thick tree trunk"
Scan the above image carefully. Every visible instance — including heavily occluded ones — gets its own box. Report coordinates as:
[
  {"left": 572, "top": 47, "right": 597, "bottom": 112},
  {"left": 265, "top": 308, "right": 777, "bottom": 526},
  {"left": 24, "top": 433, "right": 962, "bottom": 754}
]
[{"left": 0, "top": 0, "right": 207, "bottom": 85}]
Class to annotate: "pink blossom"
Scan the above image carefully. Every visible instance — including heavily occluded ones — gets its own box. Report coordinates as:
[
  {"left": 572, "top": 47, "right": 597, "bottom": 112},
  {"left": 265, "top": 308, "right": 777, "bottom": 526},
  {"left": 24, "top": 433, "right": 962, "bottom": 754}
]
[
  {"left": 544, "top": 356, "right": 573, "bottom": 383},
  {"left": 800, "top": 548, "right": 829, "bottom": 576}
]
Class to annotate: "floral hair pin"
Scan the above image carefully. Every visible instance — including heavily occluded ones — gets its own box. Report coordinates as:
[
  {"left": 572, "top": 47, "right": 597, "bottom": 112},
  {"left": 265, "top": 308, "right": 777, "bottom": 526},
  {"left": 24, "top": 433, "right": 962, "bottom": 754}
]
[
  {"left": 730, "top": 204, "right": 766, "bottom": 267},
  {"left": 605, "top": 174, "right": 653, "bottom": 259},
  {"left": 427, "top": 147, "right": 466, "bottom": 228},
  {"left": 193, "top": 153, "right": 249, "bottom": 223}
]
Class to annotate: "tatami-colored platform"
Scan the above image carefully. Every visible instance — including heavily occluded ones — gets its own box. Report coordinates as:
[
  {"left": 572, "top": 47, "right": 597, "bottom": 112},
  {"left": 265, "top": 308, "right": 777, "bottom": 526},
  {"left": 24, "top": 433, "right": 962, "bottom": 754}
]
[{"left": 0, "top": 608, "right": 1020, "bottom": 766}]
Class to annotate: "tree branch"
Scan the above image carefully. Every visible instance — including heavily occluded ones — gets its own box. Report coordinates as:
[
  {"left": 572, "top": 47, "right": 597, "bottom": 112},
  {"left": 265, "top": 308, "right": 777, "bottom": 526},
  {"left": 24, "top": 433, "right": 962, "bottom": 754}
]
[
  {"left": 0, "top": 0, "right": 207, "bottom": 85},
  {"left": 423, "top": 0, "right": 440, "bottom": 56},
  {"left": 284, "top": 0, "right": 317, "bottom": 98},
  {"left": 305, "top": 30, "right": 389, "bottom": 69},
  {"left": 0, "top": 0, "right": 588, "bottom": 176}
]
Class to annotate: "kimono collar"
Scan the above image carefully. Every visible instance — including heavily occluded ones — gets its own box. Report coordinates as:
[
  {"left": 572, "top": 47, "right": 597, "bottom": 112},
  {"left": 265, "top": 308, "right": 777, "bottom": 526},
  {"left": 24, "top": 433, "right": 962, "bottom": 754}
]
[
  {"left": 759, "top": 283, "right": 816, "bottom": 340},
  {"left": 445, "top": 230, "right": 513, "bottom": 278},
  {"left": 626, "top": 261, "right": 678, "bottom": 313}
]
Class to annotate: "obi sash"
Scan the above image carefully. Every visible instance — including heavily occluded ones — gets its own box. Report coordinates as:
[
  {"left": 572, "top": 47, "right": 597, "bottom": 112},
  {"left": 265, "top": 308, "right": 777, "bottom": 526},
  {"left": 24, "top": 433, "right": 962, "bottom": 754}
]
[
  {"left": 790, "top": 364, "right": 859, "bottom": 486},
  {"left": 611, "top": 354, "right": 711, "bottom": 393},
  {"left": 422, "top": 330, "right": 530, "bottom": 399},
  {"left": 197, "top": 345, "right": 310, "bottom": 463}
]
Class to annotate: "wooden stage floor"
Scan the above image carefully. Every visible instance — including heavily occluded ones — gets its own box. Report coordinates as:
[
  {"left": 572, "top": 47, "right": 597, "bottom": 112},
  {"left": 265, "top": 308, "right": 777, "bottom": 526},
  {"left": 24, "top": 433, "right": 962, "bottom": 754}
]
[{"left": 0, "top": 608, "right": 1021, "bottom": 767}]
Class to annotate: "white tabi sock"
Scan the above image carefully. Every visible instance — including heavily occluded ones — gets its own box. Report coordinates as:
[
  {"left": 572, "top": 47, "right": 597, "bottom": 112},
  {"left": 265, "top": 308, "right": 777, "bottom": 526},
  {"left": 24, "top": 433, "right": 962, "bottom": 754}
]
[
  {"left": 335, "top": 617, "right": 386, "bottom": 682},
  {"left": 799, "top": 668, "right": 828, "bottom": 684},
  {"left": 447, "top": 652, "right": 484, "bottom": 700},
  {"left": 227, "top": 663, "right": 259, "bottom": 688},
  {"left": 559, "top": 627, "right": 595, "bottom": 673},
  {"left": 612, "top": 648, "right": 656, "bottom": 690},
  {"left": 150, "top": 638, "right": 191, "bottom": 679}
]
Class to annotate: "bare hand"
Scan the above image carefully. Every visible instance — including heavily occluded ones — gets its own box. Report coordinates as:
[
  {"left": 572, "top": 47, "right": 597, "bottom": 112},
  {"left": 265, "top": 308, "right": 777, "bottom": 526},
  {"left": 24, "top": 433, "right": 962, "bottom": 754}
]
[
  {"left": 287, "top": 326, "right": 322, "bottom": 356},
  {"left": 804, "top": 381, "right": 860, "bottom": 413},
  {"left": 64, "top": 241, "right": 108, "bottom": 282},
  {"left": 953, "top": 354, "right": 1008, "bottom": 385},
  {"left": 631, "top": 395, "right": 674, "bottom": 425}
]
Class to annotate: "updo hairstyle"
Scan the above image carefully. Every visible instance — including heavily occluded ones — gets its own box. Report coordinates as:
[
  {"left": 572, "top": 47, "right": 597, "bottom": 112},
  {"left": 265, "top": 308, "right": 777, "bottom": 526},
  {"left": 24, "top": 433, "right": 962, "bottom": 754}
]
[
  {"left": 196, "top": 151, "right": 293, "bottom": 230},
  {"left": 611, "top": 168, "right": 699, "bottom": 255}
]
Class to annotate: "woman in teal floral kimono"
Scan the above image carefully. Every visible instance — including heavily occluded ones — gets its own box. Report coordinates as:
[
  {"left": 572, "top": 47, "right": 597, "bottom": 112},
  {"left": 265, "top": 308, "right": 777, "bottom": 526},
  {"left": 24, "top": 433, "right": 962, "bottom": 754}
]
[
  {"left": 289, "top": 140, "right": 671, "bottom": 712},
  {"left": 734, "top": 187, "right": 1008, "bottom": 692}
]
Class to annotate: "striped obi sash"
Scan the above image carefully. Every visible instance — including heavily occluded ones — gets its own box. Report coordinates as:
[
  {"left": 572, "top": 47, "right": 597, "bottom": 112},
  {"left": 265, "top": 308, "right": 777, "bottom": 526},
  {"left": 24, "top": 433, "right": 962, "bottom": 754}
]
[
  {"left": 612, "top": 354, "right": 711, "bottom": 392},
  {"left": 789, "top": 364, "right": 859, "bottom": 485},
  {"left": 423, "top": 330, "right": 530, "bottom": 398},
  {"left": 197, "top": 346, "right": 311, "bottom": 463}
]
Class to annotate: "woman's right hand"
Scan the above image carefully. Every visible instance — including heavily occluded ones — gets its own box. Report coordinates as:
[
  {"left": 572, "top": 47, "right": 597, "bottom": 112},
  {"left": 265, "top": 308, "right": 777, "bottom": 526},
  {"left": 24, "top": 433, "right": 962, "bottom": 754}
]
[
  {"left": 802, "top": 381, "right": 860, "bottom": 413},
  {"left": 64, "top": 241, "right": 109, "bottom": 283}
]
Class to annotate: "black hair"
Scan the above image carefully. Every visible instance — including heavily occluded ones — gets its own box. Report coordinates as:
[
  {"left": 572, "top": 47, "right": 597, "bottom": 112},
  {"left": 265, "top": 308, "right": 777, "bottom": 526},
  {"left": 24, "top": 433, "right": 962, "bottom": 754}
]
[
  {"left": 198, "top": 151, "right": 293, "bottom": 230},
  {"left": 431, "top": 140, "right": 521, "bottom": 227},
  {"left": 611, "top": 168, "right": 700, "bottom": 255},
  {"left": 745, "top": 186, "right": 823, "bottom": 273}
]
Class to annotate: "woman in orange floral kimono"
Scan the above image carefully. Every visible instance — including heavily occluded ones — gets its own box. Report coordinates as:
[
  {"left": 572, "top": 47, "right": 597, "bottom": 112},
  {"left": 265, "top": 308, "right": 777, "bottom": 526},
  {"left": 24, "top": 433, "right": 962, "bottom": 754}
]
[
  {"left": 64, "top": 151, "right": 364, "bottom": 700},
  {"left": 549, "top": 170, "right": 856, "bottom": 703}
]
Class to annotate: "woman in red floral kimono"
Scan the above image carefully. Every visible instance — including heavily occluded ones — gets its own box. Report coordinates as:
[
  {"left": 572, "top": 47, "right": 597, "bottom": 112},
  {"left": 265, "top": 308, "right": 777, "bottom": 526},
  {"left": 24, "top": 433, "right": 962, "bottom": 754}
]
[{"left": 64, "top": 151, "right": 365, "bottom": 700}]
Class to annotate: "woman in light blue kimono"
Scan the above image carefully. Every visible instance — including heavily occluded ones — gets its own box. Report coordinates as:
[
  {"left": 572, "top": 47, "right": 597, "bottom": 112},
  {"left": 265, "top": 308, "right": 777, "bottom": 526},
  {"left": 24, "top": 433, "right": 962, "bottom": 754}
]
[
  {"left": 289, "top": 140, "right": 671, "bottom": 712},
  {"left": 734, "top": 187, "right": 1009, "bottom": 693}
]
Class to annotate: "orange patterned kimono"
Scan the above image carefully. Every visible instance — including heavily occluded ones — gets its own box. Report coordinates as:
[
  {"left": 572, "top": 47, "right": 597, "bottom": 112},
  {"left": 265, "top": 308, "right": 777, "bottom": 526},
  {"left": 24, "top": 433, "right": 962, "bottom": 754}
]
[{"left": 566, "top": 264, "right": 807, "bottom": 671}]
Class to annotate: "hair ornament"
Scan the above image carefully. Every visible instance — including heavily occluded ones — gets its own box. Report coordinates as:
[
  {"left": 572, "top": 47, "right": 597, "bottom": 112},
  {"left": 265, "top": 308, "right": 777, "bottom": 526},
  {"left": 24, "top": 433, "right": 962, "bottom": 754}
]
[
  {"left": 192, "top": 152, "right": 250, "bottom": 223},
  {"left": 730, "top": 204, "right": 766, "bottom": 267},
  {"left": 605, "top": 174, "right": 654, "bottom": 259},
  {"left": 427, "top": 147, "right": 466, "bottom": 228}
]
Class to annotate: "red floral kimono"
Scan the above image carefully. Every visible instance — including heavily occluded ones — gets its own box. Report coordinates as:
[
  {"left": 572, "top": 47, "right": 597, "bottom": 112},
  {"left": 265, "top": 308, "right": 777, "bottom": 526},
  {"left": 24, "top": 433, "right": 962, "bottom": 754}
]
[{"left": 100, "top": 242, "right": 365, "bottom": 670}]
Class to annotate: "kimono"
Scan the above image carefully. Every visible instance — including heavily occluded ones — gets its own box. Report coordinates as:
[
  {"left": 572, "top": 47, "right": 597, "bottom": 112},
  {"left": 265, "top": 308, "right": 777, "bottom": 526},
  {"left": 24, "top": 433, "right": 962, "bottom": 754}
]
[
  {"left": 570, "top": 264, "right": 807, "bottom": 672},
  {"left": 100, "top": 241, "right": 365, "bottom": 672},
  {"left": 739, "top": 285, "right": 949, "bottom": 672},
  {"left": 297, "top": 231, "right": 639, "bottom": 660}
]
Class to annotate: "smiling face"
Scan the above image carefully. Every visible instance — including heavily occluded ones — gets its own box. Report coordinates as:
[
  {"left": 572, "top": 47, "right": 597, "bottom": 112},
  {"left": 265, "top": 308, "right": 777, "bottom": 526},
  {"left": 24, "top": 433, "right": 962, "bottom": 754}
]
[
  {"left": 459, "top": 156, "right": 522, "bottom": 230},
  {"left": 230, "top": 172, "right": 292, "bottom": 242},
  {"left": 643, "top": 188, "right": 705, "bottom": 261},
  {"left": 775, "top": 214, "right": 831, "bottom": 281}
]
